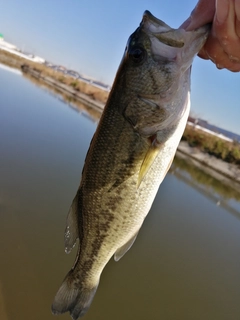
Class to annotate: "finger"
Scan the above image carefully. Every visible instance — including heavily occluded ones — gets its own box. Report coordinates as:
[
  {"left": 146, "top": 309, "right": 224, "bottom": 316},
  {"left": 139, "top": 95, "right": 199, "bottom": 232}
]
[
  {"left": 201, "top": 32, "right": 240, "bottom": 71},
  {"left": 235, "top": 0, "right": 240, "bottom": 20},
  {"left": 234, "top": 0, "right": 240, "bottom": 38},
  {"left": 215, "top": 0, "right": 229, "bottom": 24},
  {"left": 203, "top": 33, "right": 224, "bottom": 61},
  {"left": 210, "top": 50, "right": 240, "bottom": 71},
  {"left": 180, "top": 0, "right": 215, "bottom": 30},
  {"left": 197, "top": 47, "right": 210, "bottom": 60},
  {"left": 214, "top": 0, "right": 240, "bottom": 61}
]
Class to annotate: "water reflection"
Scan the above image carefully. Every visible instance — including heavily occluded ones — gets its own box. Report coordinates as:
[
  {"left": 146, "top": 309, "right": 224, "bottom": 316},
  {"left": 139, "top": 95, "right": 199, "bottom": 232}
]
[
  {"left": 1, "top": 67, "right": 240, "bottom": 320},
  {"left": 171, "top": 153, "right": 240, "bottom": 219},
  {"left": 0, "top": 63, "right": 22, "bottom": 75},
  {"left": 22, "top": 72, "right": 102, "bottom": 123}
]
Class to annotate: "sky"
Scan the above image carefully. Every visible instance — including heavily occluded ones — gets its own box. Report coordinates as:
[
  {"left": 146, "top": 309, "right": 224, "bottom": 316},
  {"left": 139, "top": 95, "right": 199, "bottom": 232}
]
[{"left": 0, "top": 0, "right": 240, "bottom": 134}]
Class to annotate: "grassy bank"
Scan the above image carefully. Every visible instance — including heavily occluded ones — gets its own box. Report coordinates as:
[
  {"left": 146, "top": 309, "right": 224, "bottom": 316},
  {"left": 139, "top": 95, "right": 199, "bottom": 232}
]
[
  {"left": 182, "top": 124, "right": 240, "bottom": 165},
  {"left": 0, "top": 49, "right": 108, "bottom": 104}
]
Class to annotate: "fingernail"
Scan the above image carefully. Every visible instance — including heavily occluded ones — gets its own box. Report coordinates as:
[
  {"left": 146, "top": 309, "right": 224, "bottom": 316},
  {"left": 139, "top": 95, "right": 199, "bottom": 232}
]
[
  {"left": 235, "top": 0, "right": 240, "bottom": 21},
  {"left": 216, "top": 64, "right": 224, "bottom": 69},
  {"left": 216, "top": 0, "right": 229, "bottom": 24}
]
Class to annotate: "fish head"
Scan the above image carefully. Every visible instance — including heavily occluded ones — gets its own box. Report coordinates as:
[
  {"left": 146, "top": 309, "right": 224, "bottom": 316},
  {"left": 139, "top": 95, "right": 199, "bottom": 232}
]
[
  {"left": 121, "top": 10, "right": 209, "bottom": 92},
  {"left": 116, "top": 11, "right": 209, "bottom": 136}
]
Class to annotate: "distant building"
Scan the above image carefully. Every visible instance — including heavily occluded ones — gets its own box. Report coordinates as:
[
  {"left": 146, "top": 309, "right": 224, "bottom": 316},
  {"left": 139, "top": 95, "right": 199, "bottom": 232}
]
[
  {"left": 31, "top": 55, "right": 45, "bottom": 63},
  {"left": 66, "top": 70, "right": 80, "bottom": 78},
  {"left": 58, "top": 65, "right": 67, "bottom": 72},
  {"left": 187, "top": 116, "right": 240, "bottom": 143},
  {"left": 0, "top": 38, "right": 18, "bottom": 51},
  {"left": 0, "top": 36, "right": 45, "bottom": 64}
]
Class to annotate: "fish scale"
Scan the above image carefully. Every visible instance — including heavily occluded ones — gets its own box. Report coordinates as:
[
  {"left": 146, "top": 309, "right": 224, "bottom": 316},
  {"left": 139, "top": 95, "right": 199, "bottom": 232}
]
[{"left": 52, "top": 10, "right": 209, "bottom": 319}]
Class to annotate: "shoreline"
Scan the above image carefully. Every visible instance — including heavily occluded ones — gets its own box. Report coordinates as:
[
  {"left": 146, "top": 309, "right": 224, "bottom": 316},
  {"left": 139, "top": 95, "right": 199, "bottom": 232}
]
[
  {"left": 23, "top": 64, "right": 240, "bottom": 184},
  {"left": 1, "top": 52, "right": 240, "bottom": 184},
  {"left": 177, "top": 141, "right": 240, "bottom": 185},
  {"left": 21, "top": 64, "right": 105, "bottom": 112}
]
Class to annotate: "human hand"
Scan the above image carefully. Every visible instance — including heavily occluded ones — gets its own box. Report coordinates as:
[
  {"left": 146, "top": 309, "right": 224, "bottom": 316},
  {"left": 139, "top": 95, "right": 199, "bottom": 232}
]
[{"left": 181, "top": 0, "right": 240, "bottom": 72}]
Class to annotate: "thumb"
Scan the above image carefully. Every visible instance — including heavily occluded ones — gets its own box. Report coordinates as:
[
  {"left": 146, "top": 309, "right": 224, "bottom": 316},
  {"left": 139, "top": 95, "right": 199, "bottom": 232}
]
[{"left": 180, "top": 0, "right": 215, "bottom": 30}]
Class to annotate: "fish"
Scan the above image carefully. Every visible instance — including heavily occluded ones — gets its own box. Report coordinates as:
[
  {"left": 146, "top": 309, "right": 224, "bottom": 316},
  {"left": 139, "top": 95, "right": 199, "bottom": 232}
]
[{"left": 52, "top": 10, "right": 209, "bottom": 320}]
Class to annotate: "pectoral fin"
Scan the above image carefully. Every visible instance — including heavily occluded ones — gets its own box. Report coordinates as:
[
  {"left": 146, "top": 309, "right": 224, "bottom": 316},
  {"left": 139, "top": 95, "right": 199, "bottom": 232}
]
[
  {"left": 64, "top": 194, "right": 79, "bottom": 254},
  {"left": 114, "top": 231, "right": 139, "bottom": 261},
  {"left": 138, "top": 144, "right": 160, "bottom": 188}
]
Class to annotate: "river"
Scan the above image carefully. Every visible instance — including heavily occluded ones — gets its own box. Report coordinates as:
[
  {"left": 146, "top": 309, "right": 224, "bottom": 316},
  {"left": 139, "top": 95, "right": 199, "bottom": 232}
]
[{"left": 1, "top": 66, "right": 240, "bottom": 320}]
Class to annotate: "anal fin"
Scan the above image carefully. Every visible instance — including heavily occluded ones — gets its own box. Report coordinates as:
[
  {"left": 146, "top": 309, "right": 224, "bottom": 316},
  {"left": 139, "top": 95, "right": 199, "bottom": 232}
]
[
  {"left": 114, "top": 231, "right": 139, "bottom": 261},
  {"left": 64, "top": 194, "right": 79, "bottom": 254}
]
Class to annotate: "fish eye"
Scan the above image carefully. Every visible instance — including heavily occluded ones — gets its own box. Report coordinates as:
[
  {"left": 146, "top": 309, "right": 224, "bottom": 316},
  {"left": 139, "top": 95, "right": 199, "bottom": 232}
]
[{"left": 128, "top": 46, "right": 146, "bottom": 64}]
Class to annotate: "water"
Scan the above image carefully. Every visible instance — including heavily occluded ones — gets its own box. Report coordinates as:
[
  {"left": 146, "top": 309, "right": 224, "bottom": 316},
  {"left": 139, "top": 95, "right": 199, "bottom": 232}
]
[{"left": 1, "top": 66, "right": 240, "bottom": 320}]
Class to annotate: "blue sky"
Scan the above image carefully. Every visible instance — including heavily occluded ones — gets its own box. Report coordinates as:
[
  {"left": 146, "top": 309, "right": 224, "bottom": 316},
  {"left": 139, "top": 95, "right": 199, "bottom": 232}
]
[{"left": 0, "top": 0, "right": 240, "bottom": 134}]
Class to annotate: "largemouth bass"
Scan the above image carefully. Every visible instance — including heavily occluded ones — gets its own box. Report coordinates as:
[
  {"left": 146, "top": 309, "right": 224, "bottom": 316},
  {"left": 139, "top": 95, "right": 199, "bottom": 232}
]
[{"left": 52, "top": 10, "right": 208, "bottom": 319}]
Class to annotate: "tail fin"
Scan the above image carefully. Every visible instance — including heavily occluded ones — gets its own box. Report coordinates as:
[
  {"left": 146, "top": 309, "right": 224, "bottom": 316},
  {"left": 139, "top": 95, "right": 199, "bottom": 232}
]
[{"left": 51, "top": 270, "right": 99, "bottom": 319}]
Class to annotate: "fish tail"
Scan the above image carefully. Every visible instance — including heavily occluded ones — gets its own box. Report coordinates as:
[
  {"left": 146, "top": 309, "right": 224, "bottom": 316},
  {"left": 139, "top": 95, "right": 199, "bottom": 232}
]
[{"left": 51, "top": 270, "right": 99, "bottom": 319}]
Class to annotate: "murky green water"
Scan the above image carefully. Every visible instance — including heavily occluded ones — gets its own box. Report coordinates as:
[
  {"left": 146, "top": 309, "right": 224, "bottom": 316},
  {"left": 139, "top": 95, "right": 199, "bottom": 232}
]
[{"left": 1, "top": 66, "right": 240, "bottom": 320}]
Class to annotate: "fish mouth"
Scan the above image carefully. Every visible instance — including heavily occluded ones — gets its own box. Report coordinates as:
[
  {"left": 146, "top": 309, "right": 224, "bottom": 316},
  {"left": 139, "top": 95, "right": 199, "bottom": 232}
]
[
  {"left": 141, "top": 10, "right": 185, "bottom": 48},
  {"left": 142, "top": 10, "right": 209, "bottom": 48},
  {"left": 142, "top": 10, "right": 171, "bottom": 30},
  {"left": 140, "top": 10, "right": 209, "bottom": 67}
]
